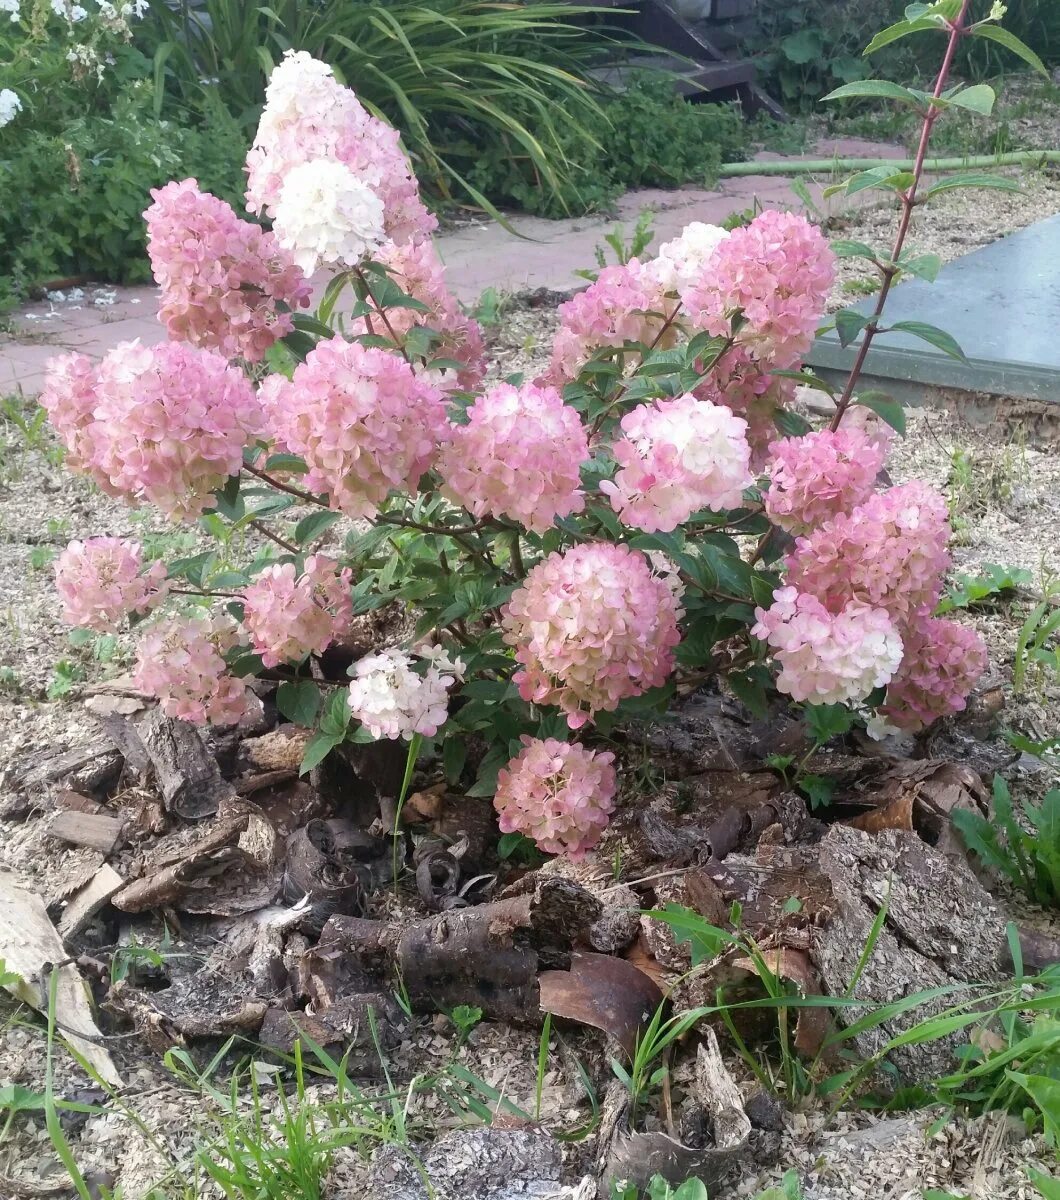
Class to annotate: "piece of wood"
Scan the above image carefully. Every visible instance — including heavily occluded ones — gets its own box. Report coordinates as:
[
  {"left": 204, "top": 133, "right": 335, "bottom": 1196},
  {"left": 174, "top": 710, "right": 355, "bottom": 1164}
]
[
  {"left": 0, "top": 873, "right": 122, "bottom": 1086},
  {"left": 7, "top": 743, "right": 122, "bottom": 795},
  {"left": 58, "top": 865, "right": 125, "bottom": 939},
  {"left": 56, "top": 789, "right": 105, "bottom": 816},
  {"left": 139, "top": 708, "right": 237, "bottom": 819},
  {"left": 46, "top": 810, "right": 125, "bottom": 855}
]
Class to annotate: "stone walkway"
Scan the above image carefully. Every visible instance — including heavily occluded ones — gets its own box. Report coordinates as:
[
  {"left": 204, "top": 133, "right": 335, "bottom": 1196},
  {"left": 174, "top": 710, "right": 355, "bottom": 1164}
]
[{"left": 0, "top": 138, "right": 903, "bottom": 396}]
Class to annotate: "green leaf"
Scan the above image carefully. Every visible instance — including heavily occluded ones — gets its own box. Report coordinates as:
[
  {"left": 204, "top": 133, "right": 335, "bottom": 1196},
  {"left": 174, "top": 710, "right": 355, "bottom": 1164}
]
[
  {"left": 799, "top": 774, "right": 835, "bottom": 811},
  {"left": 830, "top": 239, "right": 880, "bottom": 262},
  {"left": 888, "top": 320, "right": 966, "bottom": 361},
  {"left": 924, "top": 173, "right": 1021, "bottom": 201},
  {"left": 671, "top": 1180, "right": 709, "bottom": 1200},
  {"left": 443, "top": 737, "right": 467, "bottom": 785},
  {"left": 319, "top": 687, "right": 352, "bottom": 740},
  {"left": 864, "top": 17, "right": 941, "bottom": 55},
  {"left": 264, "top": 453, "right": 308, "bottom": 475},
  {"left": 780, "top": 28, "right": 823, "bottom": 65},
  {"left": 937, "top": 563, "right": 1031, "bottom": 613},
  {"left": 971, "top": 24, "right": 1049, "bottom": 77},
  {"left": 821, "top": 80, "right": 923, "bottom": 106},
  {"left": 300, "top": 731, "right": 342, "bottom": 775},
  {"left": 845, "top": 166, "right": 915, "bottom": 197},
  {"left": 855, "top": 391, "right": 906, "bottom": 434},
  {"left": 943, "top": 83, "right": 995, "bottom": 115},
  {"left": 212, "top": 475, "right": 244, "bottom": 522},
  {"left": 1027, "top": 1168, "right": 1060, "bottom": 1200},
  {"left": 276, "top": 680, "right": 322, "bottom": 728},
  {"left": 772, "top": 408, "right": 813, "bottom": 437},
  {"left": 898, "top": 252, "right": 941, "bottom": 282},
  {"left": 805, "top": 702, "right": 856, "bottom": 743},
  {"left": 728, "top": 667, "right": 770, "bottom": 719},
  {"left": 835, "top": 307, "right": 871, "bottom": 348},
  {"left": 294, "top": 510, "right": 341, "bottom": 546}
]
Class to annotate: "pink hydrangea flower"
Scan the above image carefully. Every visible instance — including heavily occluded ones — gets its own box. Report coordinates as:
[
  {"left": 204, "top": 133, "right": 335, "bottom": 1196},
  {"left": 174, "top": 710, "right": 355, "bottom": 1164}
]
[
  {"left": 55, "top": 340, "right": 262, "bottom": 521},
  {"left": 347, "top": 645, "right": 464, "bottom": 740},
  {"left": 786, "top": 482, "right": 952, "bottom": 630},
  {"left": 241, "top": 554, "right": 353, "bottom": 668},
  {"left": 683, "top": 210, "right": 836, "bottom": 368},
  {"left": 261, "top": 338, "right": 449, "bottom": 520},
  {"left": 245, "top": 50, "right": 435, "bottom": 246},
  {"left": 601, "top": 394, "right": 752, "bottom": 532},
  {"left": 54, "top": 537, "right": 167, "bottom": 632},
  {"left": 133, "top": 613, "right": 252, "bottom": 726},
  {"left": 144, "top": 178, "right": 311, "bottom": 362},
  {"left": 494, "top": 736, "right": 617, "bottom": 859},
  {"left": 39, "top": 352, "right": 99, "bottom": 470},
  {"left": 352, "top": 239, "right": 485, "bottom": 389},
  {"left": 878, "top": 617, "right": 988, "bottom": 732},
  {"left": 694, "top": 349, "right": 795, "bottom": 470},
  {"left": 502, "top": 543, "right": 683, "bottom": 729},
  {"left": 438, "top": 382, "right": 589, "bottom": 533},
  {"left": 764, "top": 428, "right": 886, "bottom": 534},
  {"left": 646, "top": 221, "right": 730, "bottom": 295},
  {"left": 542, "top": 259, "right": 669, "bottom": 385},
  {"left": 752, "top": 586, "right": 904, "bottom": 705}
]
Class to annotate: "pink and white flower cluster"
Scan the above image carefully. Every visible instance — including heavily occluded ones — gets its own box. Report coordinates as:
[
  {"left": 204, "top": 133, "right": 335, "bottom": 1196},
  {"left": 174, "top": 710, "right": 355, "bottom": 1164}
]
[
  {"left": 764, "top": 427, "right": 886, "bottom": 534},
  {"left": 144, "top": 178, "right": 311, "bottom": 362},
  {"left": 439, "top": 382, "right": 589, "bottom": 533},
  {"left": 494, "top": 737, "right": 617, "bottom": 860},
  {"left": 41, "top": 341, "right": 261, "bottom": 521},
  {"left": 133, "top": 613, "right": 253, "bottom": 726},
  {"left": 878, "top": 617, "right": 989, "bottom": 733},
  {"left": 601, "top": 393, "right": 752, "bottom": 532},
  {"left": 246, "top": 50, "right": 434, "bottom": 255},
  {"left": 503, "top": 543, "right": 682, "bottom": 729},
  {"left": 261, "top": 338, "right": 448, "bottom": 520},
  {"left": 348, "top": 645, "right": 464, "bottom": 740},
  {"left": 242, "top": 555, "right": 353, "bottom": 668},
  {"left": 54, "top": 537, "right": 167, "bottom": 632},
  {"left": 683, "top": 210, "right": 835, "bottom": 368}
]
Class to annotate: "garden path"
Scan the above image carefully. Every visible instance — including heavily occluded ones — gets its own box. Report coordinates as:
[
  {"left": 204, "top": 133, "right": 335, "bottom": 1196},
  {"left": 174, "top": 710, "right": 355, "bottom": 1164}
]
[{"left": 0, "top": 136, "right": 903, "bottom": 397}]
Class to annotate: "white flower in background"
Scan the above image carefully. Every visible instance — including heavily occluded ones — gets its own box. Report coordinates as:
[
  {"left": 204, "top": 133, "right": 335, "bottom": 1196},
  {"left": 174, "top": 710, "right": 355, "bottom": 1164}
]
[
  {"left": 648, "top": 221, "right": 730, "bottom": 295},
  {"left": 272, "top": 158, "right": 386, "bottom": 274},
  {"left": 0, "top": 89, "right": 21, "bottom": 129},
  {"left": 348, "top": 646, "right": 464, "bottom": 741},
  {"left": 50, "top": 0, "right": 87, "bottom": 19},
  {"left": 0, "top": 0, "right": 19, "bottom": 23}
]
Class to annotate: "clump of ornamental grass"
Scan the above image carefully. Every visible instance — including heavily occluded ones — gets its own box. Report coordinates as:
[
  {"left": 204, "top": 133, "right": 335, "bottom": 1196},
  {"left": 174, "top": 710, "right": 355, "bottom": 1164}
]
[{"left": 44, "top": 44, "right": 995, "bottom": 861}]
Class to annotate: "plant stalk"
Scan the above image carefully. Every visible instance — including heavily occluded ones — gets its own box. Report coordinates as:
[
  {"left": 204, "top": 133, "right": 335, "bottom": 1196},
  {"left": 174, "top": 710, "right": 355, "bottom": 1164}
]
[{"left": 718, "top": 150, "right": 1060, "bottom": 177}]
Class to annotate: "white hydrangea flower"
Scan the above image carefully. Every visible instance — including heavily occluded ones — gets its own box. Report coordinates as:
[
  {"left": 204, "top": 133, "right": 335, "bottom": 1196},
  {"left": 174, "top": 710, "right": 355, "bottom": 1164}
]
[
  {"left": 0, "top": 89, "right": 21, "bottom": 128},
  {"left": 272, "top": 158, "right": 386, "bottom": 274},
  {"left": 648, "top": 221, "right": 730, "bottom": 294},
  {"left": 0, "top": 0, "right": 20, "bottom": 23},
  {"left": 50, "top": 0, "right": 86, "bottom": 19},
  {"left": 348, "top": 646, "right": 464, "bottom": 741}
]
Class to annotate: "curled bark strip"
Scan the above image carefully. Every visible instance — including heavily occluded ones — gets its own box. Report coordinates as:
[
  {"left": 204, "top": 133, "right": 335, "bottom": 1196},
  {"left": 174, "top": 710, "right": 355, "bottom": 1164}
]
[
  {"left": 846, "top": 792, "right": 915, "bottom": 834},
  {"left": 539, "top": 951, "right": 664, "bottom": 1055},
  {"left": 416, "top": 849, "right": 462, "bottom": 911},
  {"left": 601, "top": 1030, "right": 756, "bottom": 1194}
]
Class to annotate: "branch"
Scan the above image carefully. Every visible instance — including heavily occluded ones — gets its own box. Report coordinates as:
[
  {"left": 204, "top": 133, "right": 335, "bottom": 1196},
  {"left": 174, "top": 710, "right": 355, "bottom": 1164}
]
[{"left": 242, "top": 463, "right": 331, "bottom": 509}]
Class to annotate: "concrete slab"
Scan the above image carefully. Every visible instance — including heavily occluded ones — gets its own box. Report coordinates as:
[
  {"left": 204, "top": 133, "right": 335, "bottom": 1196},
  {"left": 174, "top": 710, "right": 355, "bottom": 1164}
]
[{"left": 807, "top": 213, "right": 1060, "bottom": 405}]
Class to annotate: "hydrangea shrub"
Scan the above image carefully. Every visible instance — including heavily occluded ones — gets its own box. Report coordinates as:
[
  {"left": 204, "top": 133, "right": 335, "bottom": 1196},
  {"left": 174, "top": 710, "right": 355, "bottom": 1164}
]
[{"left": 43, "top": 48, "right": 992, "bottom": 861}]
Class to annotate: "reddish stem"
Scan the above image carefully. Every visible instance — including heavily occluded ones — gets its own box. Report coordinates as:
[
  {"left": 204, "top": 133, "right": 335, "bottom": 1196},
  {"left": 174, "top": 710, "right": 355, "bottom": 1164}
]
[
  {"left": 830, "top": 0, "right": 971, "bottom": 432},
  {"left": 242, "top": 463, "right": 331, "bottom": 509}
]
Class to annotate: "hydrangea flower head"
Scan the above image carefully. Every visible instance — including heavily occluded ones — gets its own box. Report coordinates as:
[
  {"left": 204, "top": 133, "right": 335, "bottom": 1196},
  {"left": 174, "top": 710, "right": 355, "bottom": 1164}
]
[
  {"left": 543, "top": 259, "right": 669, "bottom": 384},
  {"left": 601, "top": 394, "right": 752, "bottom": 532},
  {"left": 647, "top": 221, "right": 729, "bottom": 295},
  {"left": 241, "top": 554, "right": 353, "bottom": 668},
  {"left": 786, "top": 481, "right": 951, "bottom": 629},
  {"left": 348, "top": 645, "right": 464, "bottom": 740},
  {"left": 145, "top": 178, "right": 311, "bottom": 362},
  {"left": 439, "top": 382, "right": 589, "bottom": 533},
  {"left": 246, "top": 50, "right": 434, "bottom": 245},
  {"left": 39, "top": 352, "right": 99, "bottom": 470},
  {"left": 502, "top": 543, "right": 682, "bottom": 728},
  {"left": 752, "top": 586, "right": 903, "bottom": 706},
  {"left": 764, "top": 427, "right": 886, "bottom": 534},
  {"left": 83, "top": 340, "right": 262, "bottom": 521},
  {"left": 878, "top": 617, "right": 987, "bottom": 732},
  {"left": 494, "top": 737, "right": 617, "bottom": 859},
  {"left": 683, "top": 210, "right": 835, "bottom": 368},
  {"left": 133, "top": 613, "right": 252, "bottom": 726},
  {"left": 0, "top": 88, "right": 21, "bottom": 127},
  {"left": 272, "top": 159, "right": 387, "bottom": 274},
  {"left": 54, "top": 538, "right": 167, "bottom": 632},
  {"left": 262, "top": 338, "right": 449, "bottom": 520}
]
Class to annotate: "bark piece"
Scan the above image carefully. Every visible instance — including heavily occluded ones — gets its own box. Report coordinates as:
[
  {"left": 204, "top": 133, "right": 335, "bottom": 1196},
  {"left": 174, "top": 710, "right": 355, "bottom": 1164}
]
[
  {"left": 57, "top": 789, "right": 106, "bottom": 816},
  {"left": 95, "top": 711, "right": 152, "bottom": 778},
  {"left": 58, "top": 864, "right": 126, "bottom": 940},
  {"left": 601, "top": 1031, "right": 756, "bottom": 1193},
  {"left": 46, "top": 810, "right": 126, "bottom": 855},
  {"left": 6, "top": 742, "right": 122, "bottom": 796},
  {"left": 139, "top": 708, "right": 238, "bottom": 819},
  {"left": 0, "top": 873, "right": 121, "bottom": 1086},
  {"left": 282, "top": 820, "right": 365, "bottom": 933},
  {"left": 105, "top": 973, "right": 267, "bottom": 1054},
  {"left": 539, "top": 951, "right": 663, "bottom": 1055},
  {"left": 239, "top": 726, "right": 312, "bottom": 773},
  {"left": 731, "top": 948, "right": 830, "bottom": 1057}
]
